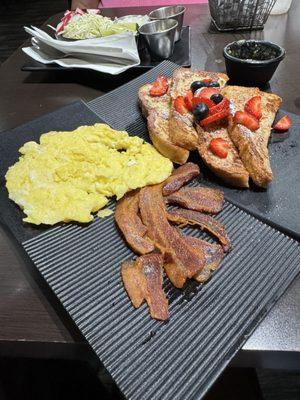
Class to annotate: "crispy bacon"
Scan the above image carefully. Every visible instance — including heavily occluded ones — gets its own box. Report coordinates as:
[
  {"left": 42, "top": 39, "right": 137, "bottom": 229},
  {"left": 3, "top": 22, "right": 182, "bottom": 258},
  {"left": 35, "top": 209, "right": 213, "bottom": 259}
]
[
  {"left": 186, "top": 237, "right": 224, "bottom": 282},
  {"left": 119, "top": 165, "right": 231, "bottom": 320},
  {"left": 139, "top": 184, "right": 205, "bottom": 288},
  {"left": 115, "top": 190, "right": 154, "bottom": 255},
  {"left": 121, "top": 253, "right": 168, "bottom": 320},
  {"left": 162, "top": 163, "right": 200, "bottom": 196},
  {"left": 167, "top": 208, "right": 231, "bottom": 252},
  {"left": 166, "top": 186, "right": 224, "bottom": 214}
]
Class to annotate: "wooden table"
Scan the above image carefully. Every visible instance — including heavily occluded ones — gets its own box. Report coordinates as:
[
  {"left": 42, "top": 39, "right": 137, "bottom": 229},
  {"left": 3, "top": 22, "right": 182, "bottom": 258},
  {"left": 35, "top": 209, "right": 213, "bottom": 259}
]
[{"left": 0, "top": 3, "right": 299, "bottom": 369}]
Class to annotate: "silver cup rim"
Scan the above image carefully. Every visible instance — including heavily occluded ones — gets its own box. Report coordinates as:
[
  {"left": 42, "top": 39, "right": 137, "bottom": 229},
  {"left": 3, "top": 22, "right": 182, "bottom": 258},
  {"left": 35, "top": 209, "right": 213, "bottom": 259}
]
[
  {"left": 148, "top": 5, "right": 186, "bottom": 20},
  {"left": 138, "top": 19, "right": 178, "bottom": 35}
]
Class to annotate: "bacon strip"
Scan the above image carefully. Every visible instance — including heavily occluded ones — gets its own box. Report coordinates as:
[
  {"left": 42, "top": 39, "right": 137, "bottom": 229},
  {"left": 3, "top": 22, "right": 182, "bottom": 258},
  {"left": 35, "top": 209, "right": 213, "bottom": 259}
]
[
  {"left": 139, "top": 184, "right": 205, "bottom": 288},
  {"left": 186, "top": 237, "right": 224, "bottom": 283},
  {"left": 162, "top": 163, "right": 200, "bottom": 196},
  {"left": 115, "top": 190, "right": 154, "bottom": 255},
  {"left": 167, "top": 208, "right": 231, "bottom": 252},
  {"left": 166, "top": 186, "right": 224, "bottom": 214},
  {"left": 121, "top": 253, "right": 168, "bottom": 320}
]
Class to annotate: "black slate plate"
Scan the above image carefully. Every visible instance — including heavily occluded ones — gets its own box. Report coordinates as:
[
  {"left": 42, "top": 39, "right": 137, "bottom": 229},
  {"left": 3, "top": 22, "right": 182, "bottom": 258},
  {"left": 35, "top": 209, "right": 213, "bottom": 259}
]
[
  {"left": 88, "top": 60, "right": 300, "bottom": 240},
  {"left": 21, "top": 27, "right": 191, "bottom": 72},
  {"left": 22, "top": 196, "right": 300, "bottom": 400}
]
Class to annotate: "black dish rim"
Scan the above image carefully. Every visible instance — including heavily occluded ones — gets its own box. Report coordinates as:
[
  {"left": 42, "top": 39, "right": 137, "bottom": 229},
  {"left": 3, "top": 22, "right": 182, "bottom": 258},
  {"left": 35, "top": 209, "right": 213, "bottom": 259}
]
[{"left": 223, "top": 39, "right": 285, "bottom": 65}]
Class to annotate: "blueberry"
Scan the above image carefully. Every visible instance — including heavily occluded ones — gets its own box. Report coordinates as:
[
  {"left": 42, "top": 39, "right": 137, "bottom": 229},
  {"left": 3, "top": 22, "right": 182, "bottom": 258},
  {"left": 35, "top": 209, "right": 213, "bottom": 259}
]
[
  {"left": 190, "top": 81, "right": 206, "bottom": 94},
  {"left": 207, "top": 81, "right": 220, "bottom": 87},
  {"left": 193, "top": 103, "right": 209, "bottom": 121},
  {"left": 211, "top": 93, "right": 223, "bottom": 104}
]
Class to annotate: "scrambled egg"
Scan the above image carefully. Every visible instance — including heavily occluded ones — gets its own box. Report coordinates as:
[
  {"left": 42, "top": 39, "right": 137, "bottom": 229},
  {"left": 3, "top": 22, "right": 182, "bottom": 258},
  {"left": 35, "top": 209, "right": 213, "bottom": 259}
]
[
  {"left": 97, "top": 209, "right": 114, "bottom": 219},
  {"left": 6, "top": 123, "right": 173, "bottom": 225}
]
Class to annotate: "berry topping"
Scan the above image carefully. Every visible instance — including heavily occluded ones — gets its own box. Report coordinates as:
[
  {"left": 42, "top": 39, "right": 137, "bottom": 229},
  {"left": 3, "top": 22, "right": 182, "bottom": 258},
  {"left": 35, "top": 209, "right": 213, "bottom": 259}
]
[
  {"left": 199, "top": 108, "right": 230, "bottom": 126},
  {"left": 209, "top": 98, "right": 230, "bottom": 115},
  {"left": 184, "top": 89, "right": 194, "bottom": 112},
  {"left": 192, "top": 96, "right": 215, "bottom": 109},
  {"left": 273, "top": 114, "right": 292, "bottom": 131},
  {"left": 174, "top": 96, "right": 187, "bottom": 115},
  {"left": 233, "top": 111, "right": 259, "bottom": 131},
  {"left": 207, "top": 81, "right": 220, "bottom": 87},
  {"left": 211, "top": 93, "right": 223, "bottom": 104},
  {"left": 190, "top": 81, "right": 206, "bottom": 94},
  {"left": 193, "top": 103, "right": 209, "bottom": 122},
  {"left": 197, "top": 87, "right": 220, "bottom": 99},
  {"left": 149, "top": 75, "right": 168, "bottom": 97},
  {"left": 245, "top": 96, "right": 262, "bottom": 120},
  {"left": 202, "top": 78, "right": 212, "bottom": 84},
  {"left": 209, "top": 138, "right": 229, "bottom": 158}
]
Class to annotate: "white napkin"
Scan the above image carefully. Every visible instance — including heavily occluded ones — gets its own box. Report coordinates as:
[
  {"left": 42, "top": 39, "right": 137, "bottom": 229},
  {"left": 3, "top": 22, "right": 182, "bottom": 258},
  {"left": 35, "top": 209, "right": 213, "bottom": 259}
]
[{"left": 22, "top": 26, "right": 140, "bottom": 75}]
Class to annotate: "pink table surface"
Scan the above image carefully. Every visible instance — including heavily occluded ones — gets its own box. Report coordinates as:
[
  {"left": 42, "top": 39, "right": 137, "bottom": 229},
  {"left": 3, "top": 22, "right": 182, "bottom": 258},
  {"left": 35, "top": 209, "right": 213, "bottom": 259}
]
[{"left": 100, "top": 0, "right": 208, "bottom": 8}]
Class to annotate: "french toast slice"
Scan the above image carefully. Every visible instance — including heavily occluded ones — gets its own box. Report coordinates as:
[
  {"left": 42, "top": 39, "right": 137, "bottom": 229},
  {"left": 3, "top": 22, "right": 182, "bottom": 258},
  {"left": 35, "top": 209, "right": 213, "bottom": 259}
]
[
  {"left": 222, "top": 86, "right": 282, "bottom": 187},
  {"left": 169, "top": 68, "right": 249, "bottom": 187},
  {"left": 196, "top": 122, "right": 250, "bottom": 187},
  {"left": 169, "top": 68, "right": 229, "bottom": 150},
  {"left": 138, "top": 82, "right": 189, "bottom": 164}
]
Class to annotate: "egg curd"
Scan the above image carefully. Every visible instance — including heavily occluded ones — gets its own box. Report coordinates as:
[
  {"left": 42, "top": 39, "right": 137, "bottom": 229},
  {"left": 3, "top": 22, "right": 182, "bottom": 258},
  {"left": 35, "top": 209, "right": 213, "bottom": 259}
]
[{"left": 5, "top": 123, "right": 173, "bottom": 225}]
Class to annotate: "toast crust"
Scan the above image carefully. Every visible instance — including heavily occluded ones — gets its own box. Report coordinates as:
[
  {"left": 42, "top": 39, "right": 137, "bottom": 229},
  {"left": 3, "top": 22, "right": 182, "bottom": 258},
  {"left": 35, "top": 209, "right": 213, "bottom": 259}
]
[
  {"left": 222, "top": 86, "right": 282, "bottom": 187},
  {"left": 138, "top": 82, "right": 190, "bottom": 164},
  {"left": 148, "top": 112, "right": 189, "bottom": 164},
  {"left": 169, "top": 110, "right": 198, "bottom": 150}
]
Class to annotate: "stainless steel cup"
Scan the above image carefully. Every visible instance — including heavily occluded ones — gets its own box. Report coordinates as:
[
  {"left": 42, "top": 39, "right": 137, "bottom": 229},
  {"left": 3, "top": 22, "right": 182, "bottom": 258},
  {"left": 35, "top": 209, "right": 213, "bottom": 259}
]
[
  {"left": 138, "top": 19, "right": 178, "bottom": 60},
  {"left": 148, "top": 6, "right": 186, "bottom": 42}
]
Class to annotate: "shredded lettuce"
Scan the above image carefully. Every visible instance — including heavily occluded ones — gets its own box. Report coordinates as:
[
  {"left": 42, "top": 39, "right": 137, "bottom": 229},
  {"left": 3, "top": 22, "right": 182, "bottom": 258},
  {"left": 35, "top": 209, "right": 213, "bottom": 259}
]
[{"left": 61, "top": 13, "right": 137, "bottom": 40}]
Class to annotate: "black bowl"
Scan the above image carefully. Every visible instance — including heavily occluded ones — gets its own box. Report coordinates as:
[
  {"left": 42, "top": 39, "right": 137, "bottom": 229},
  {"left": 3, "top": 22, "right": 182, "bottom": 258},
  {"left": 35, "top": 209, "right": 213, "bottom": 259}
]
[{"left": 223, "top": 40, "right": 285, "bottom": 87}]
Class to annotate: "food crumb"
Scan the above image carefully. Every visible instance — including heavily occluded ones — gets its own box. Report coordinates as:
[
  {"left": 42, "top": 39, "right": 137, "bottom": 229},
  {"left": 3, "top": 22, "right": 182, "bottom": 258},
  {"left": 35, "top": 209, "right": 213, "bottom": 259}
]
[{"left": 97, "top": 209, "right": 114, "bottom": 218}]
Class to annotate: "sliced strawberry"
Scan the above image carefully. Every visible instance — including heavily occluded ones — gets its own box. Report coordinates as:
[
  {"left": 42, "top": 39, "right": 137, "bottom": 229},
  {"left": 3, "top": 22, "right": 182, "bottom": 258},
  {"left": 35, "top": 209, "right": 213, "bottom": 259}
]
[
  {"left": 149, "top": 75, "right": 168, "bottom": 97},
  {"left": 202, "top": 78, "right": 212, "bottom": 84},
  {"left": 156, "top": 75, "right": 168, "bottom": 86},
  {"left": 149, "top": 85, "right": 164, "bottom": 97},
  {"left": 273, "top": 114, "right": 291, "bottom": 131},
  {"left": 192, "top": 96, "right": 215, "bottom": 109},
  {"left": 233, "top": 111, "right": 259, "bottom": 131},
  {"left": 245, "top": 96, "right": 262, "bottom": 120},
  {"left": 209, "top": 138, "right": 229, "bottom": 159},
  {"left": 184, "top": 89, "right": 194, "bottom": 112},
  {"left": 209, "top": 98, "right": 230, "bottom": 115},
  {"left": 174, "top": 96, "right": 187, "bottom": 115},
  {"left": 196, "top": 87, "right": 220, "bottom": 99},
  {"left": 200, "top": 108, "right": 230, "bottom": 126}
]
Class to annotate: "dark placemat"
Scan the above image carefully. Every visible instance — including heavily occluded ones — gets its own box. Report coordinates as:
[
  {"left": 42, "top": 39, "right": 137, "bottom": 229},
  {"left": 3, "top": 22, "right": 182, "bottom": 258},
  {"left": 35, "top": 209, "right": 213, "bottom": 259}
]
[
  {"left": 21, "top": 27, "right": 191, "bottom": 72},
  {"left": 88, "top": 60, "right": 300, "bottom": 240}
]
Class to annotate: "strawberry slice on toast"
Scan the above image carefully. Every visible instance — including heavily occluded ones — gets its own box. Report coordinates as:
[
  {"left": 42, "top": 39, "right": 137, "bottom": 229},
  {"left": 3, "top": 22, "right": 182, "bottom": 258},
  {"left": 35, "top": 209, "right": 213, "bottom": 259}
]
[
  {"left": 222, "top": 86, "right": 282, "bottom": 188},
  {"left": 169, "top": 68, "right": 249, "bottom": 187},
  {"left": 169, "top": 68, "right": 229, "bottom": 151},
  {"left": 138, "top": 79, "right": 189, "bottom": 165}
]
